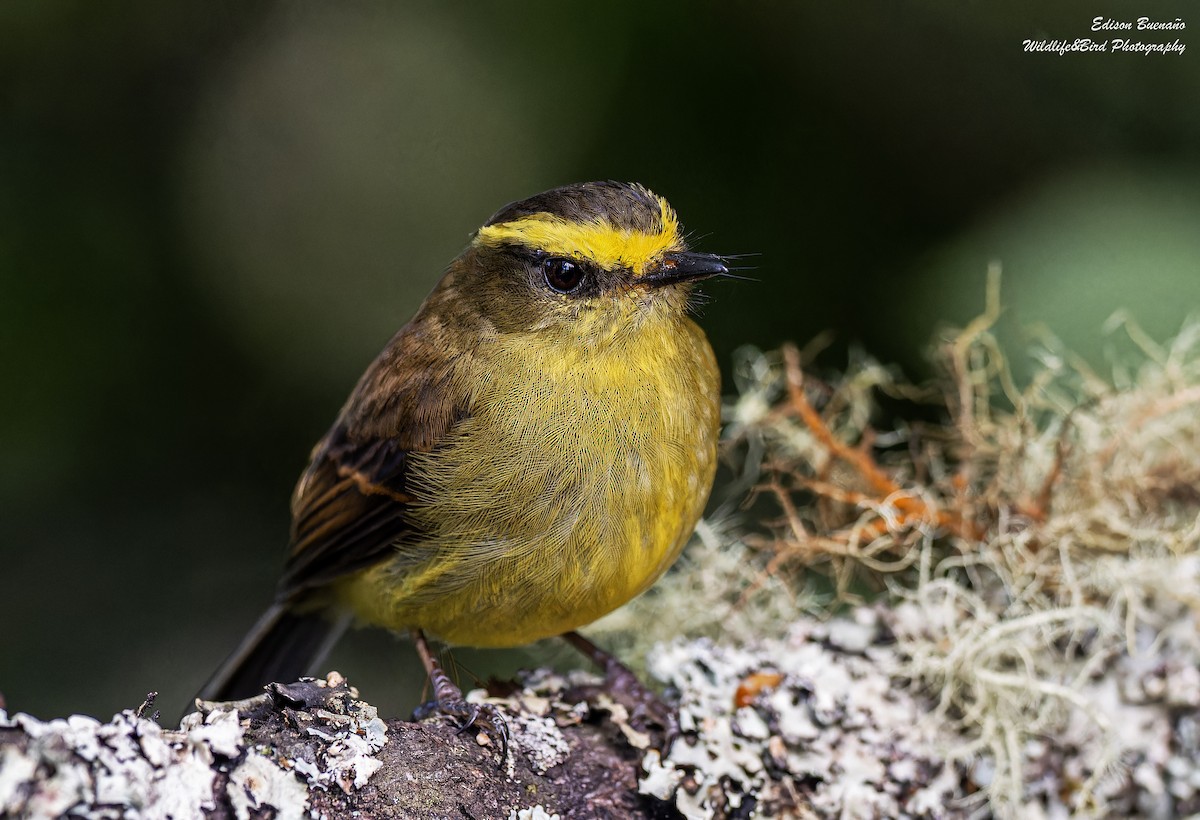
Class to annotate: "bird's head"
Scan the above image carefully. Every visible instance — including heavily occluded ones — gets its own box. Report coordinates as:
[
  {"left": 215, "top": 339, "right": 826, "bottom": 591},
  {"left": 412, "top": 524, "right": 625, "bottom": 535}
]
[{"left": 439, "top": 181, "right": 731, "bottom": 341}]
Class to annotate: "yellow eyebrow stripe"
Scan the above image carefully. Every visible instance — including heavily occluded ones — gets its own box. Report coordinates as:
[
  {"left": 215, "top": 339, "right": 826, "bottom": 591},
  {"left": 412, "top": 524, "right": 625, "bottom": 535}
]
[{"left": 475, "top": 198, "right": 682, "bottom": 275}]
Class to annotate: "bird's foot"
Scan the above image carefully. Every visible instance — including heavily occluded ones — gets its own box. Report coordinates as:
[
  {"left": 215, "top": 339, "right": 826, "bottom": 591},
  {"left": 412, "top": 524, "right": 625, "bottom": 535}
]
[
  {"left": 411, "top": 630, "right": 509, "bottom": 764},
  {"left": 411, "top": 695, "right": 510, "bottom": 765},
  {"left": 562, "top": 631, "right": 678, "bottom": 747}
]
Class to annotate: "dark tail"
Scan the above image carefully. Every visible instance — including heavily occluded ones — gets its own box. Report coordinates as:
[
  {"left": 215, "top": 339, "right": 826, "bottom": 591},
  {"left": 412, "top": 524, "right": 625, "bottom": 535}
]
[{"left": 194, "top": 603, "right": 349, "bottom": 706}]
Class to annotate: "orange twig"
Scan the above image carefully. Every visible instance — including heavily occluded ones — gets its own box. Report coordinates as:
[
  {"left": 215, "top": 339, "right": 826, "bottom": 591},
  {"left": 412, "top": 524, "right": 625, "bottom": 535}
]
[{"left": 781, "top": 344, "right": 899, "bottom": 498}]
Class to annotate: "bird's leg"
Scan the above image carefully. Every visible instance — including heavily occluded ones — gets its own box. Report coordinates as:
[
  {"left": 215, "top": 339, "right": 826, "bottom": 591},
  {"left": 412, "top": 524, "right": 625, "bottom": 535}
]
[
  {"left": 562, "top": 630, "right": 678, "bottom": 741},
  {"left": 411, "top": 629, "right": 509, "bottom": 762}
]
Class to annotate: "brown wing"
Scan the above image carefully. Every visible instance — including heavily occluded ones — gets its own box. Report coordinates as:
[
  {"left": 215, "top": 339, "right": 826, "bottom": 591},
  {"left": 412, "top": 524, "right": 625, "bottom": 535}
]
[
  {"left": 276, "top": 315, "right": 468, "bottom": 600},
  {"left": 278, "top": 426, "right": 417, "bottom": 594}
]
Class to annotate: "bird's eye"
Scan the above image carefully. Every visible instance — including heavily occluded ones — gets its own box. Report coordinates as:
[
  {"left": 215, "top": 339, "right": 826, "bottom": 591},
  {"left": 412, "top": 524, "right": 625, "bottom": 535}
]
[{"left": 542, "top": 257, "right": 585, "bottom": 294}]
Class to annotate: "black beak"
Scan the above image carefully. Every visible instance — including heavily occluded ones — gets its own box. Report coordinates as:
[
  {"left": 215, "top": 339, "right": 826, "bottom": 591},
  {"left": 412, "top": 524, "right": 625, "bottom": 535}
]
[{"left": 642, "top": 251, "right": 731, "bottom": 288}]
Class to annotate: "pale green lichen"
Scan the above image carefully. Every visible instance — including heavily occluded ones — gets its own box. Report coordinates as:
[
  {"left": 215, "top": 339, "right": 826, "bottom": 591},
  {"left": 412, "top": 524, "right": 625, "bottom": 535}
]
[{"left": 608, "top": 274, "right": 1200, "bottom": 817}]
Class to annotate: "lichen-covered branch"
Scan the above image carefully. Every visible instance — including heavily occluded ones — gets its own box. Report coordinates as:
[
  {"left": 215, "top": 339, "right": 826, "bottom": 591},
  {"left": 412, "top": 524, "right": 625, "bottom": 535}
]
[{"left": 6, "top": 303, "right": 1199, "bottom": 819}]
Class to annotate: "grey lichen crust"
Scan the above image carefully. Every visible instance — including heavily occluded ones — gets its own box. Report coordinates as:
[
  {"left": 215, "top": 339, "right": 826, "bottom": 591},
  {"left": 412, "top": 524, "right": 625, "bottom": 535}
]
[
  {"left": 0, "top": 674, "right": 385, "bottom": 819},
  {"left": 1, "top": 705, "right": 248, "bottom": 819},
  {"left": 637, "top": 606, "right": 1200, "bottom": 818},
  {"left": 0, "top": 670, "right": 652, "bottom": 818},
  {"left": 639, "top": 612, "right": 962, "bottom": 819},
  {"left": 5, "top": 614, "right": 1198, "bottom": 818}
]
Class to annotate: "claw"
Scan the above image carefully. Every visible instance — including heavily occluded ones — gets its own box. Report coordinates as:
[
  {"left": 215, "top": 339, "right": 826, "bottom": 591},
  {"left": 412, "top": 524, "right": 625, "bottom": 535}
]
[
  {"left": 452, "top": 703, "right": 482, "bottom": 735},
  {"left": 411, "top": 629, "right": 510, "bottom": 765},
  {"left": 413, "top": 692, "right": 510, "bottom": 762}
]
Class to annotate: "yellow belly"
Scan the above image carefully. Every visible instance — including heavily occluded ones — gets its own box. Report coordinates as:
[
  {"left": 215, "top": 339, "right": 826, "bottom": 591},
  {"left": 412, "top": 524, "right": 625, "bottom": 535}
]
[{"left": 334, "top": 315, "right": 720, "bottom": 646}]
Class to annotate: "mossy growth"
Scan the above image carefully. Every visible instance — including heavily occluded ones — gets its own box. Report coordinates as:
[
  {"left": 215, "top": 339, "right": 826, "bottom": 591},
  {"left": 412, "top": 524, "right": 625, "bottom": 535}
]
[{"left": 597, "top": 270, "right": 1200, "bottom": 816}]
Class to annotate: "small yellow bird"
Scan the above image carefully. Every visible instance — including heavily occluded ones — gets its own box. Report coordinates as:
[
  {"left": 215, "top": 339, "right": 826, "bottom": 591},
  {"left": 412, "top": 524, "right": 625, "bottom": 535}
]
[{"left": 199, "top": 181, "right": 728, "bottom": 740}]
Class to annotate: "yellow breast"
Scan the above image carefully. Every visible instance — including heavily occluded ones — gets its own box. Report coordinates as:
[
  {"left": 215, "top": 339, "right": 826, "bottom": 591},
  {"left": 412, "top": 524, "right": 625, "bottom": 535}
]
[{"left": 337, "top": 312, "right": 720, "bottom": 647}]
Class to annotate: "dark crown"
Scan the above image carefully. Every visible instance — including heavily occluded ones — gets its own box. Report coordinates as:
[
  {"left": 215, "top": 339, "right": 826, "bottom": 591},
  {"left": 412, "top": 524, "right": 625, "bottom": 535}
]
[{"left": 483, "top": 181, "right": 667, "bottom": 234}]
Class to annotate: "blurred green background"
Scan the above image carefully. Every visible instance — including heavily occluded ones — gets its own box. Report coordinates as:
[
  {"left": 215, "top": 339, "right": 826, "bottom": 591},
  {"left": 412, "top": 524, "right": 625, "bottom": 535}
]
[{"left": 3, "top": 0, "right": 1198, "bottom": 721}]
